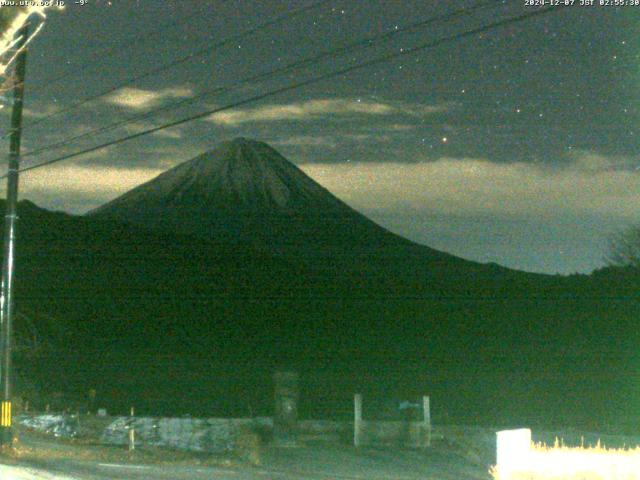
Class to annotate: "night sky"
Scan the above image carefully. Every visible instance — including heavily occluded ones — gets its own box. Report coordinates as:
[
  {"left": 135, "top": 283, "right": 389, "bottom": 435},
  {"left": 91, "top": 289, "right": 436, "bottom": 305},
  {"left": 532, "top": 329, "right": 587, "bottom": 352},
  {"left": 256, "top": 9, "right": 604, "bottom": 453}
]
[{"left": 0, "top": 0, "right": 638, "bottom": 274}]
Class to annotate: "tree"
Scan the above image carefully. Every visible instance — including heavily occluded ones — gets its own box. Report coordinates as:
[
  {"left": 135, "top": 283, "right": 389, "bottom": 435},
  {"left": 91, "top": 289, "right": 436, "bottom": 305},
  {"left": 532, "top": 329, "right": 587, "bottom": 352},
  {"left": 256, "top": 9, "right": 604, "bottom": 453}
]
[{"left": 606, "top": 225, "right": 640, "bottom": 268}]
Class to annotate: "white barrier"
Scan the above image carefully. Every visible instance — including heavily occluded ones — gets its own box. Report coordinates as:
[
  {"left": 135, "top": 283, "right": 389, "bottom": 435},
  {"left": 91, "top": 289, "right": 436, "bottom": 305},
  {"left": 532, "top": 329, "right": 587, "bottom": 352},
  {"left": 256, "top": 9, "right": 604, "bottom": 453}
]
[{"left": 496, "top": 428, "right": 531, "bottom": 477}]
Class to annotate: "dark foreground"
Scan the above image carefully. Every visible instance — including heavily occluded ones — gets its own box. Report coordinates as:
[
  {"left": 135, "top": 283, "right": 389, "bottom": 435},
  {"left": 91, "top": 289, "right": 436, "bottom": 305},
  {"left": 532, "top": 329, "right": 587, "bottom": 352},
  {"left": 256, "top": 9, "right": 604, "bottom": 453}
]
[{"left": 1, "top": 426, "right": 495, "bottom": 479}]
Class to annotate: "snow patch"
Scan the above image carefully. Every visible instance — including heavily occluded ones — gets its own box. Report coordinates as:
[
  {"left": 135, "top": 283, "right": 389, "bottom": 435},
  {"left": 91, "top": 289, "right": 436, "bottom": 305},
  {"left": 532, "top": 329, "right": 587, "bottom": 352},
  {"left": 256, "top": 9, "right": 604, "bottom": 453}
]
[
  {"left": 101, "top": 416, "right": 272, "bottom": 453},
  {"left": 0, "top": 464, "right": 79, "bottom": 479},
  {"left": 16, "top": 414, "right": 77, "bottom": 438}
]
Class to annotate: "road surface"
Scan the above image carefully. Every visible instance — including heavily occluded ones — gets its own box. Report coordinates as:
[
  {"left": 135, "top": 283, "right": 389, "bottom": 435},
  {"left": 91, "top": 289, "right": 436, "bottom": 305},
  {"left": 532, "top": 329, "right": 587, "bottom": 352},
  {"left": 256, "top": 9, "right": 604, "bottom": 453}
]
[
  {"left": 1, "top": 444, "right": 492, "bottom": 479},
  {"left": 0, "top": 426, "right": 494, "bottom": 479}
]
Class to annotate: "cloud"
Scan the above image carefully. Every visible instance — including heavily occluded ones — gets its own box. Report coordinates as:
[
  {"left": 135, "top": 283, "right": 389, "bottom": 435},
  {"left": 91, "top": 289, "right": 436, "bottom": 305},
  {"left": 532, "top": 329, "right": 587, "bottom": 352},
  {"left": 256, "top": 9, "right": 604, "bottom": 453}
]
[
  {"left": 565, "top": 150, "right": 639, "bottom": 173},
  {"left": 22, "top": 103, "right": 61, "bottom": 119},
  {"left": 207, "top": 98, "right": 449, "bottom": 125},
  {"left": 271, "top": 135, "right": 339, "bottom": 148},
  {"left": 342, "top": 133, "right": 392, "bottom": 143},
  {"left": 15, "top": 164, "right": 165, "bottom": 213},
  {"left": 300, "top": 151, "right": 640, "bottom": 221},
  {"left": 401, "top": 103, "right": 453, "bottom": 117},
  {"left": 122, "top": 121, "right": 184, "bottom": 139},
  {"left": 104, "top": 86, "right": 193, "bottom": 110},
  {"left": 386, "top": 124, "right": 416, "bottom": 131},
  {"left": 136, "top": 144, "right": 205, "bottom": 168}
]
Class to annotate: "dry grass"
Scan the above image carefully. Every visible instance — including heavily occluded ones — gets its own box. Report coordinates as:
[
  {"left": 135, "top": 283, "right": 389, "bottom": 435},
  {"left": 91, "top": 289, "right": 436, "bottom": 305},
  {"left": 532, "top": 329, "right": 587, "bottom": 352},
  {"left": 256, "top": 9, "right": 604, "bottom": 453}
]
[
  {"left": 233, "top": 425, "right": 262, "bottom": 466},
  {"left": 1, "top": 426, "right": 244, "bottom": 469},
  {"left": 491, "top": 438, "right": 640, "bottom": 480}
]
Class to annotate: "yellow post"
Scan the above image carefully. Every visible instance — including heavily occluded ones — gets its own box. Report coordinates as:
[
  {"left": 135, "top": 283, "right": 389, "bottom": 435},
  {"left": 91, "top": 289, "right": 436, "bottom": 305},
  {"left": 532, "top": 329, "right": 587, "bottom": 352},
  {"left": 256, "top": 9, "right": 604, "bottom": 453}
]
[{"left": 1, "top": 401, "right": 11, "bottom": 428}]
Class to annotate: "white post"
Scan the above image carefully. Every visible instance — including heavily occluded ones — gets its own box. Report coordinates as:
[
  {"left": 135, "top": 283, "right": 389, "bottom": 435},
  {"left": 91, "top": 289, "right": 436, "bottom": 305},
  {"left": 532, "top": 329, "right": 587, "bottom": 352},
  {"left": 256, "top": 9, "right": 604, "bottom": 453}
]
[
  {"left": 354, "top": 394, "right": 362, "bottom": 447},
  {"left": 496, "top": 428, "right": 531, "bottom": 477},
  {"left": 423, "top": 395, "right": 431, "bottom": 448},
  {"left": 129, "top": 406, "right": 136, "bottom": 451}
]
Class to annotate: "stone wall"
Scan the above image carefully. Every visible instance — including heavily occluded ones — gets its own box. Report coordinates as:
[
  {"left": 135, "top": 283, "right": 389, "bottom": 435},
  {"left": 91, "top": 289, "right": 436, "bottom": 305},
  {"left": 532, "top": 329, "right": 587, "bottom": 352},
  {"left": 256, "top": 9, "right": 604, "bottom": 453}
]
[
  {"left": 356, "top": 420, "right": 431, "bottom": 448},
  {"left": 101, "top": 416, "right": 273, "bottom": 453},
  {"left": 17, "top": 414, "right": 431, "bottom": 452}
]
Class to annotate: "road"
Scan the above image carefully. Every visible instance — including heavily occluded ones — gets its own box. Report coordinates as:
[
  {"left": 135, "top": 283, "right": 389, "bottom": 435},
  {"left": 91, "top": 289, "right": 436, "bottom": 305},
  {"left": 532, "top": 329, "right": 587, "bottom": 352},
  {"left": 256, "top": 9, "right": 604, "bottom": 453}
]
[
  {"left": 2, "top": 458, "right": 490, "bottom": 480},
  {"left": 1, "top": 426, "right": 494, "bottom": 479},
  {"left": 1, "top": 460, "right": 261, "bottom": 479},
  {"left": 1, "top": 444, "right": 492, "bottom": 479}
]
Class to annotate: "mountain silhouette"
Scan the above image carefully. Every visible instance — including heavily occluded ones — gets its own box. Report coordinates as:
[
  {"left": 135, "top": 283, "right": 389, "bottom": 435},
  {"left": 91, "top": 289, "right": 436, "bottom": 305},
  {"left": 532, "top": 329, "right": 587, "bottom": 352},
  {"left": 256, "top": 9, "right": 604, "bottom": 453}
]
[
  {"left": 1, "top": 140, "right": 637, "bottom": 427},
  {"left": 91, "top": 139, "right": 450, "bottom": 254},
  {"left": 89, "top": 138, "right": 512, "bottom": 289}
]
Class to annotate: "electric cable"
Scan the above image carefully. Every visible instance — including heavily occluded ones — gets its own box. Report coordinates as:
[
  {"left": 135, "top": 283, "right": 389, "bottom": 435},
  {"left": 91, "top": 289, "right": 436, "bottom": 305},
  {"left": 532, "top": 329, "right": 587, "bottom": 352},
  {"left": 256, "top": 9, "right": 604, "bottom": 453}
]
[
  {"left": 9, "top": 5, "right": 565, "bottom": 178},
  {"left": 21, "top": 0, "right": 501, "bottom": 159},
  {"left": 18, "top": 0, "right": 333, "bottom": 134}
]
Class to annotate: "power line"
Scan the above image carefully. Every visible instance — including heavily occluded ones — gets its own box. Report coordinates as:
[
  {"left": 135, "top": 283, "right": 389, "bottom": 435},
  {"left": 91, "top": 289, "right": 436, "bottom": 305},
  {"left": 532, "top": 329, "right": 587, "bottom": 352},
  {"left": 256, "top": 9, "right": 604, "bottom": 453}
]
[
  {"left": 22, "top": 0, "right": 500, "bottom": 159},
  {"left": 10, "top": 5, "right": 565, "bottom": 178},
  {"left": 18, "top": 0, "right": 332, "bottom": 134},
  {"left": 17, "top": 5, "right": 561, "bottom": 173},
  {"left": 32, "top": 1, "right": 219, "bottom": 88}
]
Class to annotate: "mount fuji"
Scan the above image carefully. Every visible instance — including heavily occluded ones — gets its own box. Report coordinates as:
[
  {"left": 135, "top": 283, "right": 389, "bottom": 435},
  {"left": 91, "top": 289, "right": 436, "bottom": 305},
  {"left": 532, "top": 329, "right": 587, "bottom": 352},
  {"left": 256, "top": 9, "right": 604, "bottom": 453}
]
[{"left": 89, "top": 137, "right": 504, "bottom": 284}]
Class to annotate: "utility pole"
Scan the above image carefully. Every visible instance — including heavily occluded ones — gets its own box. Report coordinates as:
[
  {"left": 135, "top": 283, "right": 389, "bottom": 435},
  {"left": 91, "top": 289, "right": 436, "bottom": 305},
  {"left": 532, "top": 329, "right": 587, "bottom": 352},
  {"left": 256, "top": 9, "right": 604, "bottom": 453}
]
[{"left": 0, "top": 23, "right": 29, "bottom": 447}]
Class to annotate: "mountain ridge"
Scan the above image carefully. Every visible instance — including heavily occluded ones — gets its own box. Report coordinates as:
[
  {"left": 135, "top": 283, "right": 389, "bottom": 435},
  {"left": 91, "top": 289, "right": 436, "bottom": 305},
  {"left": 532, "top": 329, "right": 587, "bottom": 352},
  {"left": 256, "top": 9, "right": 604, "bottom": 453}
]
[
  {"left": 88, "top": 137, "right": 514, "bottom": 279},
  {"left": 0, "top": 187, "right": 636, "bottom": 426}
]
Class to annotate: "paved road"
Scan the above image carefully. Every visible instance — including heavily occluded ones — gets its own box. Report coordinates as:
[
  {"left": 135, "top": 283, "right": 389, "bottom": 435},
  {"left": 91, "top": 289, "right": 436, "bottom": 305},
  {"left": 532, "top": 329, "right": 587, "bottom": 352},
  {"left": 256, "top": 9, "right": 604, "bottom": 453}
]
[
  {"left": 1, "top": 446, "right": 491, "bottom": 480},
  {"left": 3, "top": 427, "right": 493, "bottom": 479},
  {"left": 1, "top": 460, "right": 435, "bottom": 480},
  {"left": 2, "top": 459, "right": 261, "bottom": 479}
]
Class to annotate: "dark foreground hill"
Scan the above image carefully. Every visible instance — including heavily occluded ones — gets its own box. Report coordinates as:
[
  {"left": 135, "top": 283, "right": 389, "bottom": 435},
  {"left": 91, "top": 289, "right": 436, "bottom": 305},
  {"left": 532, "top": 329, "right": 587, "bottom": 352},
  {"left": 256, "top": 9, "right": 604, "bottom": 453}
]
[{"left": 5, "top": 139, "right": 639, "bottom": 430}]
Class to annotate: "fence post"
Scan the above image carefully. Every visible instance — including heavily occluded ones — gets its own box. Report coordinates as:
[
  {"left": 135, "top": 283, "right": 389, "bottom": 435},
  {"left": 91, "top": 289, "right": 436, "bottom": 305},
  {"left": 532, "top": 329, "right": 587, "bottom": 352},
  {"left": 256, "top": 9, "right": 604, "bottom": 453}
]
[
  {"left": 423, "top": 395, "right": 431, "bottom": 448},
  {"left": 354, "top": 393, "right": 362, "bottom": 447},
  {"left": 128, "top": 406, "right": 135, "bottom": 451},
  {"left": 273, "top": 371, "right": 299, "bottom": 447}
]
